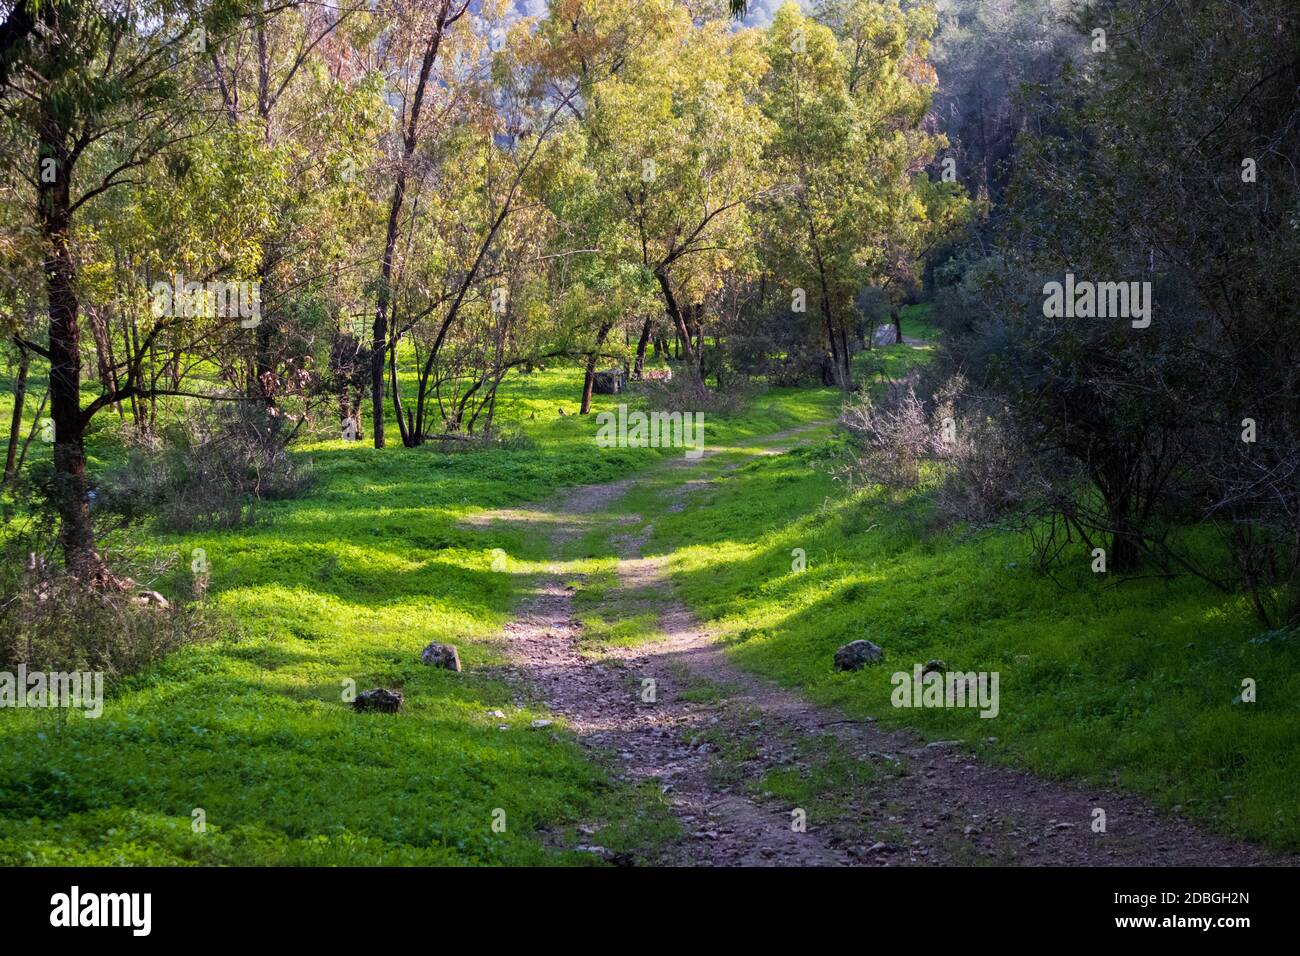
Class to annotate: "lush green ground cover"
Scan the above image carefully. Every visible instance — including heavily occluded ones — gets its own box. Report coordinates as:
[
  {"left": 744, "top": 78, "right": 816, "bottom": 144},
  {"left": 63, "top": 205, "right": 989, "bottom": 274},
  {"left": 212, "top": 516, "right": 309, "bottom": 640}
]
[
  {"left": 3, "top": 330, "right": 1296, "bottom": 861},
  {"left": 0, "top": 360, "right": 834, "bottom": 864},
  {"left": 629, "top": 402, "right": 1300, "bottom": 852},
  {"left": 898, "top": 302, "right": 938, "bottom": 341},
  {"left": 559, "top": 331, "right": 1300, "bottom": 853}
]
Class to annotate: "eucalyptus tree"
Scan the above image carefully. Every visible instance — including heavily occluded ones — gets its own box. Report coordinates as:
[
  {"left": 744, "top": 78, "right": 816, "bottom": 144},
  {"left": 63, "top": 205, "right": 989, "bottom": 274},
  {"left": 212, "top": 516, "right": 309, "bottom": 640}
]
[
  {"left": 760, "top": 1, "right": 963, "bottom": 389},
  {"left": 576, "top": 0, "right": 772, "bottom": 388},
  {"left": 367, "top": 0, "right": 474, "bottom": 447},
  {"left": 378, "top": 0, "right": 636, "bottom": 438},
  {"left": 0, "top": 0, "right": 259, "bottom": 579},
  {"left": 203, "top": 0, "right": 377, "bottom": 400}
]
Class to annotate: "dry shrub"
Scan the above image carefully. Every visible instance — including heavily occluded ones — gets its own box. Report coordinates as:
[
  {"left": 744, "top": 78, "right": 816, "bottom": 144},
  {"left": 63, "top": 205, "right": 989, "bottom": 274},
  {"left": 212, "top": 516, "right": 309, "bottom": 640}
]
[
  {"left": 933, "top": 405, "right": 1037, "bottom": 527},
  {"left": 839, "top": 372, "right": 1036, "bottom": 526},
  {"left": 839, "top": 371, "right": 941, "bottom": 489},
  {"left": 99, "top": 402, "right": 314, "bottom": 532},
  {"left": 0, "top": 540, "right": 222, "bottom": 677},
  {"left": 631, "top": 373, "right": 756, "bottom": 416}
]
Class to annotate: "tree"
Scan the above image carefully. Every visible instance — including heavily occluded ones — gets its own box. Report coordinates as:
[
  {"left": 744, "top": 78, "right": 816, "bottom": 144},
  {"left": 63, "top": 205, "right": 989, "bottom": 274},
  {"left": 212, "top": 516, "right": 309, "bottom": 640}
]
[
  {"left": 760, "top": 1, "right": 962, "bottom": 389},
  {"left": 0, "top": 0, "right": 253, "bottom": 579},
  {"left": 203, "top": 1, "right": 373, "bottom": 401},
  {"left": 933, "top": 0, "right": 1300, "bottom": 609},
  {"left": 367, "top": 0, "right": 472, "bottom": 448},
  {"left": 578, "top": 1, "right": 771, "bottom": 388}
]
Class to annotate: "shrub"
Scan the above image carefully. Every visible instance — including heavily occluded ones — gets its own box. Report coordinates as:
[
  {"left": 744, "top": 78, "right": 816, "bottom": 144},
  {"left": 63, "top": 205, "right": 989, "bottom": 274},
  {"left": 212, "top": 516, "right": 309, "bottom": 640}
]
[
  {"left": 631, "top": 373, "right": 756, "bottom": 417},
  {"left": 838, "top": 371, "right": 939, "bottom": 489},
  {"left": 837, "top": 370, "right": 1045, "bottom": 530},
  {"left": 98, "top": 402, "right": 315, "bottom": 532},
  {"left": 0, "top": 536, "right": 222, "bottom": 678}
]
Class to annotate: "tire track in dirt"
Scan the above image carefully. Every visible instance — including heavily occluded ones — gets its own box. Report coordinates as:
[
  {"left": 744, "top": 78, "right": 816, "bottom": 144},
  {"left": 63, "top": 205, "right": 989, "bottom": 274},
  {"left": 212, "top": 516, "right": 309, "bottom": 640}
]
[
  {"left": 469, "top": 424, "right": 1293, "bottom": 866},
  {"left": 469, "top": 425, "right": 854, "bottom": 864}
]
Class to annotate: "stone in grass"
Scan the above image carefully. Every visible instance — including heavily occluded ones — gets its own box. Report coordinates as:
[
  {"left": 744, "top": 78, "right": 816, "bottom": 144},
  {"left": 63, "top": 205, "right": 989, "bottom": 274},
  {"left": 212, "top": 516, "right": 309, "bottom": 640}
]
[
  {"left": 576, "top": 844, "right": 636, "bottom": 867},
  {"left": 834, "top": 639, "right": 884, "bottom": 671},
  {"left": 420, "top": 642, "right": 461, "bottom": 672},
  {"left": 353, "top": 688, "right": 404, "bottom": 713},
  {"left": 922, "top": 659, "right": 947, "bottom": 675}
]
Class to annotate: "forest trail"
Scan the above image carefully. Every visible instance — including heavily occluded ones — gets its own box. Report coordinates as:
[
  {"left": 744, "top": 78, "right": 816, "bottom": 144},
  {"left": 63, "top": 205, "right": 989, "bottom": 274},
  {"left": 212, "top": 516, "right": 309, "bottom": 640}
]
[
  {"left": 872, "top": 323, "right": 928, "bottom": 347},
  {"left": 470, "top": 425, "right": 1290, "bottom": 867}
]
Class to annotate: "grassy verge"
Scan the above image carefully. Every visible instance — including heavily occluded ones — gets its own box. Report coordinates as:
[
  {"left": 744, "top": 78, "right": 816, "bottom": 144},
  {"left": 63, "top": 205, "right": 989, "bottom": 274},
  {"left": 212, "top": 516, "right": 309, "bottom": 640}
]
[
  {"left": 0, "top": 363, "right": 833, "bottom": 865},
  {"left": 898, "top": 302, "right": 939, "bottom": 341},
  {"left": 633, "top": 350, "right": 1300, "bottom": 851}
]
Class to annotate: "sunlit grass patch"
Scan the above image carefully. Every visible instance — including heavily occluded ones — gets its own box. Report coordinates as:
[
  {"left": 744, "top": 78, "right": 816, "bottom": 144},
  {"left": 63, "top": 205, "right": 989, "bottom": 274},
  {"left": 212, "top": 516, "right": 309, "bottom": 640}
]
[{"left": 644, "top": 434, "right": 1300, "bottom": 851}]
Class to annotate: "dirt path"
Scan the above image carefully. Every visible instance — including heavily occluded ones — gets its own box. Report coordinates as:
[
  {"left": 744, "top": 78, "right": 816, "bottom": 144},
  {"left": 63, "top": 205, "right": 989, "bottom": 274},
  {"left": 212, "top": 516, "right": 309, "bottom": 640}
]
[
  {"left": 872, "top": 323, "right": 928, "bottom": 347},
  {"left": 471, "top": 427, "right": 1291, "bottom": 867}
]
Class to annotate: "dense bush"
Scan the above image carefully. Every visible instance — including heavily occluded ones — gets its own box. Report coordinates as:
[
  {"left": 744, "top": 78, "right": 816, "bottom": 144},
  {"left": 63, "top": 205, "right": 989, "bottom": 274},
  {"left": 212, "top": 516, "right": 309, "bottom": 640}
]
[
  {"left": 928, "top": 382, "right": 1041, "bottom": 529},
  {"left": 923, "top": 0, "right": 1300, "bottom": 624},
  {"left": 0, "top": 535, "right": 221, "bottom": 677},
  {"left": 98, "top": 403, "right": 315, "bottom": 532}
]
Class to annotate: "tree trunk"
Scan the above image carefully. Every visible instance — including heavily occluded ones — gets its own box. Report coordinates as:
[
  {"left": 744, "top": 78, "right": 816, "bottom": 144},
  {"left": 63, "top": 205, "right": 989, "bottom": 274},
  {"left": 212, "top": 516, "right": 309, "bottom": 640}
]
[
  {"left": 126, "top": 311, "right": 146, "bottom": 434},
  {"left": 4, "top": 348, "right": 30, "bottom": 482},
  {"left": 371, "top": 3, "right": 451, "bottom": 448},
  {"left": 891, "top": 308, "right": 902, "bottom": 345},
  {"left": 87, "top": 307, "right": 116, "bottom": 394},
  {"left": 254, "top": 280, "right": 274, "bottom": 400},
  {"left": 633, "top": 316, "right": 652, "bottom": 378},
  {"left": 251, "top": 21, "right": 277, "bottom": 402},
  {"left": 13, "top": 387, "right": 47, "bottom": 479},
  {"left": 1109, "top": 530, "right": 1140, "bottom": 573},
  {"left": 838, "top": 320, "right": 852, "bottom": 388},
  {"left": 389, "top": 333, "right": 413, "bottom": 446},
  {"left": 805, "top": 212, "right": 848, "bottom": 389},
  {"left": 655, "top": 270, "right": 701, "bottom": 385},
  {"left": 822, "top": 303, "right": 842, "bottom": 389},
  {"left": 580, "top": 320, "right": 614, "bottom": 414},
  {"left": 39, "top": 136, "right": 103, "bottom": 578},
  {"left": 580, "top": 354, "right": 599, "bottom": 416},
  {"left": 1093, "top": 458, "right": 1142, "bottom": 573}
]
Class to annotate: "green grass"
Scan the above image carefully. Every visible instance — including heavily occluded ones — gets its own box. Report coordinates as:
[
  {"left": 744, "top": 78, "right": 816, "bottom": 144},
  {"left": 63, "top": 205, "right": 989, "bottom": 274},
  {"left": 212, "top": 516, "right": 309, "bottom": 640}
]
[
  {"left": 637, "top": 435, "right": 1300, "bottom": 852},
  {"left": 541, "top": 327, "right": 1300, "bottom": 853},
  {"left": 853, "top": 335, "right": 934, "bottom": 384},
  {"left": 0, "top": 361, "right": 835, "bottom": 865},
  {"left": 898, "top": 302, "right": 938, "bottom": 341},
  {"left": 751, "top": 733, "right": 885, "bottom": 819},
  {"left": 7, "top": 331, "right": 1297, "bottom": 862}
]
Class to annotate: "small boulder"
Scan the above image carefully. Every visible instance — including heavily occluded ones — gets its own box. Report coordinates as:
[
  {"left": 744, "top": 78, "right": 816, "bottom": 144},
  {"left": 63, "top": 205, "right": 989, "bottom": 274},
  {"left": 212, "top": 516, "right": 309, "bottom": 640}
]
[
  {"left": 922, "top": 659, "right": 947, "bottom": 675},
  {"left": 353, "top": 688, "right": 403, "bottom": 713},
  {"left": 420, "top": 642, "right": 462, "bottom": 672},
  {"left": 834, "top": 639, "right": 884, "bottom": 671},
  {"left": 592, "top": 368, "right": 625, "bottom": 395}
]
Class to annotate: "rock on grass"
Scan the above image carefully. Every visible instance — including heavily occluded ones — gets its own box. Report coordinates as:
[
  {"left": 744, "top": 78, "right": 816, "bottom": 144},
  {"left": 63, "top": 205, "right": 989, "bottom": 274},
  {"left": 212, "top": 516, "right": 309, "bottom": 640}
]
[
  {"left": 834, "top": 639, "right": 884, "bottom": 671},
  {"left": 353, "top": 688, "right": 404, "bottom": 713},
  {"left": 420, "top": 642, "right": 462, "bottom": 671}
]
